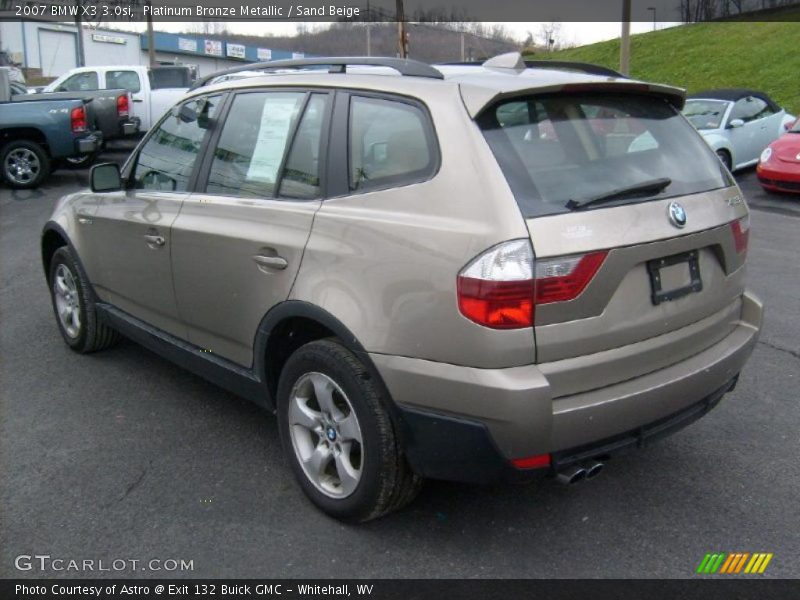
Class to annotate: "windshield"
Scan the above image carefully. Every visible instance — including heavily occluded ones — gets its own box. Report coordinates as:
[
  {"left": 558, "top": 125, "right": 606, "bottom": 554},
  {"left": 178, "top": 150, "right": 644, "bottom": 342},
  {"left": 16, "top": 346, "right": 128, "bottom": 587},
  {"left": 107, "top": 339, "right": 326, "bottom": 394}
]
[
  {"left": 682, "top": 99, "right": 729, "bottom": 130},
  {"left": 479, "top": 92, "right": 731, "bottom": 218}
]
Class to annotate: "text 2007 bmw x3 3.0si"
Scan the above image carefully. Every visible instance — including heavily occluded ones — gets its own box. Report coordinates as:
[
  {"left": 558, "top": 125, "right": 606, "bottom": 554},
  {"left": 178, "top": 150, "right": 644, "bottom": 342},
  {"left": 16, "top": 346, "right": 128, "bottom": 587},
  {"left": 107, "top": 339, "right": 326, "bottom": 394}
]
[{"left": 42, "top": 53, "right": 762, "bottom": 521}]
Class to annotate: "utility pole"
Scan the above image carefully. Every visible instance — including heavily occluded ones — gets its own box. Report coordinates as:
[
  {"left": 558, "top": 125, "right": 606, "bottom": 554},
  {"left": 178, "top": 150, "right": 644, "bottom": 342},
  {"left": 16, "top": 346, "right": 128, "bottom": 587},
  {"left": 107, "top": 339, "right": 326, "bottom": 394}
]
[
  {"left": 396, "top": 0, "right": 407, "bottom": 58},
  {"left": 460, "top": 31, "right": 465, "bottom": 62},
  {"left": 146, "top": 0, "right": 156, "bottom": 67},
  {"left": 365, "top": 1, "right": 371, "bottom": 56},
  {"left": 620, "top": 0, "right": 631, "bottom": 75},
  {"left": 74, "top": 0, "right": 85, "bottom": 67}
]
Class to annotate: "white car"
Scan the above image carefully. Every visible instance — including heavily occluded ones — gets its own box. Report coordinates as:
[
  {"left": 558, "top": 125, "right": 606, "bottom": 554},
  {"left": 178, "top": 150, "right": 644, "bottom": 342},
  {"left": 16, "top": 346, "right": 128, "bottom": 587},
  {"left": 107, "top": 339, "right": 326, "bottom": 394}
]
[{"left": 682, "top": 89, "right": 795, "bottom": 171}]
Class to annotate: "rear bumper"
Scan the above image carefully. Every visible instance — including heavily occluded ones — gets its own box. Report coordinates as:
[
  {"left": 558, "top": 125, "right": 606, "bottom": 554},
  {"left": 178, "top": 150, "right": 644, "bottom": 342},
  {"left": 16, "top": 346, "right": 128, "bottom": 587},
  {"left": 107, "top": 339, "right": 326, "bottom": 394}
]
[
  {"left": 75, "top": 133, "right": 101, "bottom": 155},
  {"left": 373, "top": 291, "right": 762, "bottom": 483}
]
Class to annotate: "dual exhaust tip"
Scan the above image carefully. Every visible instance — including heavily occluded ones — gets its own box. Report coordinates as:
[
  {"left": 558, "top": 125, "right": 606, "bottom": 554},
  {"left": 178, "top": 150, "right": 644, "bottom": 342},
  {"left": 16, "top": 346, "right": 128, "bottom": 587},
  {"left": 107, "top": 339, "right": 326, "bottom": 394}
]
[{"left": 556, "top": 460, "right": 604, "bottom": 485}]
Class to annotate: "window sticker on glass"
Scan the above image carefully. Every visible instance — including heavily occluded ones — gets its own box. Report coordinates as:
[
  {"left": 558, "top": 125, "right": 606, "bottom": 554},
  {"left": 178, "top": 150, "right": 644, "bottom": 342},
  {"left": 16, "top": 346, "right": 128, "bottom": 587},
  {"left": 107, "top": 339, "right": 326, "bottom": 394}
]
[{"left": 246, "top": 95, "right": 304, "bottom": 184}]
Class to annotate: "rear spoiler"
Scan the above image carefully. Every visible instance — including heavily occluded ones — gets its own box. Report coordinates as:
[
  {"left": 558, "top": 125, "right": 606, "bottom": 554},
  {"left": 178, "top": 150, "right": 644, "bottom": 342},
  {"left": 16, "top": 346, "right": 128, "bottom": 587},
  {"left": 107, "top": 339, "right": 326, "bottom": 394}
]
[{"left": 463, "top": 80, "right": 687, "bottom": 119}]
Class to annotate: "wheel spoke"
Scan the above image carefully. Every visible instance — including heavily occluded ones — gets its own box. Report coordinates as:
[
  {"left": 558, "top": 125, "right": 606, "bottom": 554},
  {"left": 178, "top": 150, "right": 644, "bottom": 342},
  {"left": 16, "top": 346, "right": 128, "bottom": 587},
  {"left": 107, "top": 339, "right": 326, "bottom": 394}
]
[
  {"left": 288, "top": 396, "right": 322, "bottom": 431},
  {"left": 310, "top": 372, "right": 336, "bottom": 415},
  {"left": 305, "top": 443, "right": 332, "bottom": 479},
  {"left": 336, "top": 412, "right": 361, "bottom": 442},
  {"left": 55, "top": 276, "right": 69, "bottom": 295},
  {"left": 334, "top": 446, "right": 361, "bottom": 495},
  {"left": 71, "top": 306, "right": 81, "bottom": 330}
]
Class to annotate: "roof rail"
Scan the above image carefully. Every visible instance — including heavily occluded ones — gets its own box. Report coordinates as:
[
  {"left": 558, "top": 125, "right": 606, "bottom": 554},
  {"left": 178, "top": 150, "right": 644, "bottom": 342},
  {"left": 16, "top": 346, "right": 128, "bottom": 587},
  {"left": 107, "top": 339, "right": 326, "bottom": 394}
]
[
  {"left": 191, "top": 56, "right": 444, "bottom": 90},
  {"left": 523, "top": 60, "right": 626, "bottom": 78}
]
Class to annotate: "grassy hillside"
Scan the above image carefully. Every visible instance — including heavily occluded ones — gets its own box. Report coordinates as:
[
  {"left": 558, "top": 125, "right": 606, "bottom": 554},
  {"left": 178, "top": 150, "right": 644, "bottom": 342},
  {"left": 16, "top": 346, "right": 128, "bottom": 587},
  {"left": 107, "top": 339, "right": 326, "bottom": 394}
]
[{"left": 531, "top": 22, "right": 800, "bottom": 114}]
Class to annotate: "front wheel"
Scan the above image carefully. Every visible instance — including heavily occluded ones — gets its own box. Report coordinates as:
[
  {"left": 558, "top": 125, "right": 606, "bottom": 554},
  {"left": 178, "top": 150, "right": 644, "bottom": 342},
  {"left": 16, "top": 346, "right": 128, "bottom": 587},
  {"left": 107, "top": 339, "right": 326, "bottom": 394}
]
[
  {"left": 48, "top": 246, "right": 120, "bottom": 353},
  {"left": 716, "top": 149, "right": 732, "bottom": 171},
  {"left": 277, "top": 339, "right": 422, "bottom": 522}
]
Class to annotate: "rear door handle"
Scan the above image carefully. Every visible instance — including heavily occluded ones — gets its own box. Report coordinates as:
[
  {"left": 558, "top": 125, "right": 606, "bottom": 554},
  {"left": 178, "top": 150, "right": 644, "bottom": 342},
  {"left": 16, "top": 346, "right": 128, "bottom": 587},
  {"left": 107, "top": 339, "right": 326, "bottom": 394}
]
[
  {"left": 144, "top": 233, "right": 165, "bottom": 247},
  {"left": 253, "top": 254, "right": 288, "bottom": 270}
]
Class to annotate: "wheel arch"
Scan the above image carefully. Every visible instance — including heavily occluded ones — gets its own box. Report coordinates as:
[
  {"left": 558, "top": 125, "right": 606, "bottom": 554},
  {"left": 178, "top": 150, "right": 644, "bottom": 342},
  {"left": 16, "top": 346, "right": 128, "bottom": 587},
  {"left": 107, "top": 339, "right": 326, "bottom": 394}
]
[
  {"left": 41, "top": 222, "right": 70, "bottom": 279},
  {"left": 1, "top": 127, "right": 50, "bottom": 153},
  {"left": 254, "top": 302, "right": 401, "bottom": 423}
]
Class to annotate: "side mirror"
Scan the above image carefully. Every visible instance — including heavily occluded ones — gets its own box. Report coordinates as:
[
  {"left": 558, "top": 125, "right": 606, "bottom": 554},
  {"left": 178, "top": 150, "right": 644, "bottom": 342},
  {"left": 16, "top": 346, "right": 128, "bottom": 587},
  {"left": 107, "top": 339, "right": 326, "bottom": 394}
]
[
  {"left": 90, "top": 163, "right": 122, "bottom": 192},
  {"left": 171, "top": 103, "right": 197, "bottom": 123},
  {"left": 728, "top": 118, "right": 745, "bottom": 129}
]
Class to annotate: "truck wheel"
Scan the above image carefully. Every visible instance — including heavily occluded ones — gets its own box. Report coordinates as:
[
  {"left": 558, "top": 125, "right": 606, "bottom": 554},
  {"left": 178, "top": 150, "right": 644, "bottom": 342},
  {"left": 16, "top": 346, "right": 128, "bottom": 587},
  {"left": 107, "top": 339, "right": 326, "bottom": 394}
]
[
  {"left": 48, "top": 246, "right": 120, "bottom": 353},
  {"left": 277, "top": 339, "right": 422, "bottom": 522},
  {"left": 62, "top": 151, "right": 100, "bottom": 170},
  {"left": 1, "top": 140, "right": 51, "bottom": 189}
]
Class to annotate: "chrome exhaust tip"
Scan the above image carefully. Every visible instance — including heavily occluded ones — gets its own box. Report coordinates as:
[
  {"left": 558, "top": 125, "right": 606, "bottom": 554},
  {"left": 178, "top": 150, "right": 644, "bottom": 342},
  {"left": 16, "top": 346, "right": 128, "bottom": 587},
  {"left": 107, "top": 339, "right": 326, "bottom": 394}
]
[
  {"left": 556, "top": 466, "right": 587, "bottom": 485},
  {"left": 585, "top": 461, "right": 604, "bottom": 480}
]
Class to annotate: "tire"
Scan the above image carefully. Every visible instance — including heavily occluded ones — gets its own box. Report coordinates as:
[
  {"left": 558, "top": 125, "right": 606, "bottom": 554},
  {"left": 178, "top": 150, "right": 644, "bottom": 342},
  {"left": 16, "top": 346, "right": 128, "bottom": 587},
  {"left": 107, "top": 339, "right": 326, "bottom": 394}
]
[
  {"left": 48, "top": 246, "right": 120, "bottom": 353},
  {"left": 716, "top": 149, "right": 732, "bottom": 171},
  {"left": 1, "top": 140, "right": 51, "bottom": 189},
  {"left": 61, "top": 151, "right": 100, "bottom": 170},
  {"left": 277, "top": 339, "right": 422, "bottom": 522}
]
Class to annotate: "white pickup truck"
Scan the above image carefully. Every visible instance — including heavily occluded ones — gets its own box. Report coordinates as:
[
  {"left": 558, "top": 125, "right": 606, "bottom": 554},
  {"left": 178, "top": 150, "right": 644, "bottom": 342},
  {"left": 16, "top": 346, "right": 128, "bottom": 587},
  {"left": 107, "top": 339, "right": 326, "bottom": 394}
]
[{"left": 43, "top": 65, "right": 192, "bottom": 132}]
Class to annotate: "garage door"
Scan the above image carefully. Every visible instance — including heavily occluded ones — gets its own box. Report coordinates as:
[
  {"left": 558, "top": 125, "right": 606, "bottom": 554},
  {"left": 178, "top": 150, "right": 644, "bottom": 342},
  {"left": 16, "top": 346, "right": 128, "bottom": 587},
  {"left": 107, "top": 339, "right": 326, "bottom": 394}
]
[{"left": 39, "top": 29, "right": 77, "bottom": 77}]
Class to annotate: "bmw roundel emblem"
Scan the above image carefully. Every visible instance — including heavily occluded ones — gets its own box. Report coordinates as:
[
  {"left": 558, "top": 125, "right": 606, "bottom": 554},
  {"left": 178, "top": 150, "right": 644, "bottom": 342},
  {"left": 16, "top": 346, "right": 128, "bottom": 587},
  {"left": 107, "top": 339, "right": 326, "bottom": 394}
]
[{"left": 668, "top": 201, "right": 687, "bottom": 229}]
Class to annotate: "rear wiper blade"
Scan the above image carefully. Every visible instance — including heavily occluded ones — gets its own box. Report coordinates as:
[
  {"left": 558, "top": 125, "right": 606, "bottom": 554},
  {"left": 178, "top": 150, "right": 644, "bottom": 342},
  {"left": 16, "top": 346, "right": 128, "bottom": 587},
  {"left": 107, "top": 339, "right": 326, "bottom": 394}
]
[{"left": 566, "top": 177, "right": 672, "bottom": 211}]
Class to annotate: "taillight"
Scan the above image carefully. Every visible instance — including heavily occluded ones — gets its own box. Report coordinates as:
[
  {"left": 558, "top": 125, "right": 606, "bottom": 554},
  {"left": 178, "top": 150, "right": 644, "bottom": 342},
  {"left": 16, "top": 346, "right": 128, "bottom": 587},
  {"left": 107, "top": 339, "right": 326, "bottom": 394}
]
[
  {"left": 534, "top": 252, "right": 608, "bottom": 304},
  {"left": 70, "top": 106, "right": 87, "bottom": 133},
  {"left": 117, "top": 94, "right": 129, "bottom": 118},
  {"left": 456, "top": 240, "right": 607, "bottom": 329},
  {"left": 731, "top": 215, "right": 749, "bottom": 255},
  {"left": 457, "top": 239, "right": 534, "bottom": 329}
]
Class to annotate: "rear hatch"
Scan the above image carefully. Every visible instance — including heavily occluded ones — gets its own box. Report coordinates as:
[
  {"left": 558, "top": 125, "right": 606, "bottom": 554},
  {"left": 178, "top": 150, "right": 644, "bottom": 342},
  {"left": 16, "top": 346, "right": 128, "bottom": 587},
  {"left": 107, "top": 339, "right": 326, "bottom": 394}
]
[{"left": 476, "top": 86, "right": 751, "bottom": 397}]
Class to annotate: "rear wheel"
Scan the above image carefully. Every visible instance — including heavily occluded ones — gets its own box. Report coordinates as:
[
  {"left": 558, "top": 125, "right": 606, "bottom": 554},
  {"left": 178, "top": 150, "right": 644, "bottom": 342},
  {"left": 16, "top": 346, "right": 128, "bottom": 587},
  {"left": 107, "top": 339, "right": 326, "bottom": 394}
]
[
  {"left": 1, "top": 140, "right": 50, "bottom": 189},
  {"left": 716, "top": 149, "right": 732, "bottom": 171},
  {"left": 62, "top": 151, "right": 100, "bottom": 170},
  {"left": 49, "top": 246, "right": 120, "bottom": 353},
  {"left": 277, "top": 339, "right": 422, "bottom": 522}
]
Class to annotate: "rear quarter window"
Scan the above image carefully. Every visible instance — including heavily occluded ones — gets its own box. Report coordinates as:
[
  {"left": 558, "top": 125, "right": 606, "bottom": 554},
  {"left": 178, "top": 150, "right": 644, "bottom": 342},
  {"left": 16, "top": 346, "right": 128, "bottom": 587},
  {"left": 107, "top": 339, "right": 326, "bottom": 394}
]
[{"left": 348, "top": 95, "right": 438, "bottom": 192}]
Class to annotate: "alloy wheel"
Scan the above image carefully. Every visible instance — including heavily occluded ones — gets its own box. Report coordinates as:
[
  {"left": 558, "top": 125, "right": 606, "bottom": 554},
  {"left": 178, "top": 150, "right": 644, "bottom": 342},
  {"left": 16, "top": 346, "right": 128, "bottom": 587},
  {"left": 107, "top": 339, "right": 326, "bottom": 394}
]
[
  {"left": 53, "top": 264, "right": 82, "bottom": 339},
  {"left": 288, "top": 371, "right": 364, "bottom": 498},
  {"left": 5, "top": 148, "right": 41, "bottom": 185}
]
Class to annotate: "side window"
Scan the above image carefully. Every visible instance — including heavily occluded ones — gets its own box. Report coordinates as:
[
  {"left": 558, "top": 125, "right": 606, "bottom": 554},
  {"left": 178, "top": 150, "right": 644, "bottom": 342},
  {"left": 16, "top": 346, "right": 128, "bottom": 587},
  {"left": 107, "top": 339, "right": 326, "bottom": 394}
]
[
  {"left": 205, "top": 91, "right": 312, "bottom": 198},
  {"left": 348, "top": 96, "right": 436, "bottom": 192},
  {"left": 106, "top": 70, "right": 141, "bottom": 93},
  {"left": 59, "top": 72, "right": 98, "bottom": 92},
  {"left": 731, "top": 97, "right": 769, "bottom": 123},
  {"left": 133, "top": 94, "right": 221, "bottom": 192}
]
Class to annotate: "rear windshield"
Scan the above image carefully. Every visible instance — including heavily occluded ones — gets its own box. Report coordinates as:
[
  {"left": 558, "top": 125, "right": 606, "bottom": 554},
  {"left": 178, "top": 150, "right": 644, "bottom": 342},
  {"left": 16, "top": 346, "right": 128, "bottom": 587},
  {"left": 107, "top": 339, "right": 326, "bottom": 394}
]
[
  {"left": 479, "top": 93, "right": 731, "bottom": 218},
  {"left": 682, "top": 99, "right": 729, "bottom": 130}
]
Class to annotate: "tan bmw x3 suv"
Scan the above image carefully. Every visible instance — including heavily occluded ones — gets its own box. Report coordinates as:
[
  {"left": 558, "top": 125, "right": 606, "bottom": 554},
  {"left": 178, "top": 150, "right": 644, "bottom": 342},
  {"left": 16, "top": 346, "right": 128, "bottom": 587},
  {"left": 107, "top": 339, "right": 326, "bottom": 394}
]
[{"left": 42, "top": 54, "right": 762, "bottom": 521}]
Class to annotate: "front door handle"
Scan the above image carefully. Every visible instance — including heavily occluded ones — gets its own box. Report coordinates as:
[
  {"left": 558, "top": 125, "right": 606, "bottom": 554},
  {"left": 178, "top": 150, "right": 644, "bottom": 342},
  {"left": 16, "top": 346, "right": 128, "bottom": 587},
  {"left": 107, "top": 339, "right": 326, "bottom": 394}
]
[
  {"left": 144, "top": 233, "right": 165, "bottom": 247},
  {"left": 253, "top": 254, "right": 288, "bottom": 270}
]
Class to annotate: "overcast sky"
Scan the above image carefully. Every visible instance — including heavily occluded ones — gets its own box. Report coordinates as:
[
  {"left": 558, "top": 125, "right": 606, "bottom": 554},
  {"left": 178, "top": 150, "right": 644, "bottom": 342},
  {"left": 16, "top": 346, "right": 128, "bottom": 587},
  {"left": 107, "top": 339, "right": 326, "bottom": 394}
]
[{"left": 112, "top": 21, "right": 680, "bottom": 46}]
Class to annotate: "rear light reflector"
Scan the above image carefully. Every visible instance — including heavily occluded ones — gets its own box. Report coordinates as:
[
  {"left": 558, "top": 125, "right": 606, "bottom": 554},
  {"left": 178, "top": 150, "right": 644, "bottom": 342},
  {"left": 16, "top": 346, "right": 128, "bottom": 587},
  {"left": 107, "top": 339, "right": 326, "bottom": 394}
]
[
  {"left": 730, "top": 216, "right": 749, "bottom": 255},
  {"left": 457, "top": 241, "right": 608, "bottom": 329},
  {"left": 534, "top": 251, "right": 608, "bottom": 304},
  {"left": 511, "top": 454, "right": 551, "bottom": 470},
  {"left": 70, "top": 106, "right": 87, "bottom": 133},
  {"left": 117, "top": 94, "right": 129, "bottom": 118},
  {"left": 457, "top": 239, "right": 534, "bottom": 329}
]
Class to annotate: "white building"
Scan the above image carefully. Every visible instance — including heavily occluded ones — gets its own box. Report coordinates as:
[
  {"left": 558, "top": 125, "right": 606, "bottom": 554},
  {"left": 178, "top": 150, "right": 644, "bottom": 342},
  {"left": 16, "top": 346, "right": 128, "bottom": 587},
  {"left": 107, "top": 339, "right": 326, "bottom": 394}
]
[{"left": 0, "top": 21, "right": 304, "bottom": 79}]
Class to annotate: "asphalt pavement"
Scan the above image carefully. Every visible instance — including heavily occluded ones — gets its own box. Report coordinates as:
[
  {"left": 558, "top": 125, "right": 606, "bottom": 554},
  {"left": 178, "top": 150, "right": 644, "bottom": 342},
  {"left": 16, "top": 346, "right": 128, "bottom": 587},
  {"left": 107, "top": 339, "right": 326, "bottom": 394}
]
[{"left": 1, "top": 152, "right": 798, "bottom": 578}]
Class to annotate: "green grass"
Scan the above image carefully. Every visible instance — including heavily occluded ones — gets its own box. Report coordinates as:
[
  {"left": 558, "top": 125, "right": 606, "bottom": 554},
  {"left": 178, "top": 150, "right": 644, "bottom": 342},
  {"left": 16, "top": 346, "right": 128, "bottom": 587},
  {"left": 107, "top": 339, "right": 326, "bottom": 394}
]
[{"left": 527, "top": 21, "right": 800, "bottom": 114}]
